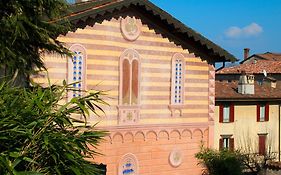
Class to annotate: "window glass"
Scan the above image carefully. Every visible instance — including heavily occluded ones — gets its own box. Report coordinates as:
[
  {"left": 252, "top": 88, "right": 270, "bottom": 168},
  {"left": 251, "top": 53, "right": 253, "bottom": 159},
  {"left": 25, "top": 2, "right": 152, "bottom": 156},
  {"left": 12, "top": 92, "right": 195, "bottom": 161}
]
[
  {"left": 68, "top": 45, "right": 86, "bottom": 99},
  {"left": 174, "top": 59, "right": 183, "bottom": 104},
  {"left": 72, "top": 51, "right": 83, "bottom": 97},
  {"left": 171, "top": 53, "right": 185, "bottom": 105},
  {"left": 223, "top": 138, "right": 229, "bottom": 149},
  {"left": 260, "top": 104, "right": 265, "bottom": 121},
  {"left": 223, "top": 105, "right": 230, "bottom": 122}
]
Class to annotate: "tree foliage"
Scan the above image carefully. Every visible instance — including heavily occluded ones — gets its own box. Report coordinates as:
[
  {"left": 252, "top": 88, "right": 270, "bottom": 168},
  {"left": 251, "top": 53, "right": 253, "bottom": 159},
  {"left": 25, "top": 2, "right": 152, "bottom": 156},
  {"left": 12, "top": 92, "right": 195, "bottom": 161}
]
[
  {"left": 0, "top": 0, "right": 70, "bottom": 81},
  {"left": 0, "top": 81, "right": 108, "bottom": 175},
  {"left": 196, "top": 148, "right": 245, "bottom": 175}
]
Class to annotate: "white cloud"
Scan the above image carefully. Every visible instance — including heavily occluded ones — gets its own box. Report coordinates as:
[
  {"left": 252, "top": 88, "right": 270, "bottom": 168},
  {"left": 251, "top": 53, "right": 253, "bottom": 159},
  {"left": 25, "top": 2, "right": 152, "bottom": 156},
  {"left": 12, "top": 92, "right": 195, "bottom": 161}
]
[{"left": 225, "top": 23, "right": 263, "bottom": 38}]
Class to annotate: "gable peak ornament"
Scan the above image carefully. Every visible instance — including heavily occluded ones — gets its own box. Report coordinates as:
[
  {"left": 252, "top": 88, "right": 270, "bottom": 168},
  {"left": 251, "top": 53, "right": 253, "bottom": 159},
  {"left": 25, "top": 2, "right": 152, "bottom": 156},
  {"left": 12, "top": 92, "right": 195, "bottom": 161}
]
[{"left": 121, "top": 16, "right": 142, "bottom": 41}]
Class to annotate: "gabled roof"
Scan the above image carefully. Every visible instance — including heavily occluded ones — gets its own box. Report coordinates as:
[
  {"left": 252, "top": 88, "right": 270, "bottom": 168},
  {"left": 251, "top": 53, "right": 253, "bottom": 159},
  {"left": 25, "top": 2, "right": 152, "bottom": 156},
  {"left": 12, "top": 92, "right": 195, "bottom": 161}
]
[
  {"left": 217, "top": 60, "right": 281, "bottom": 75},
  {"left": 58, "top": 0, "right": 237, "bottom": 62},
  {"left": 240, "top": 52, "right": 281, "bottom": 64}
]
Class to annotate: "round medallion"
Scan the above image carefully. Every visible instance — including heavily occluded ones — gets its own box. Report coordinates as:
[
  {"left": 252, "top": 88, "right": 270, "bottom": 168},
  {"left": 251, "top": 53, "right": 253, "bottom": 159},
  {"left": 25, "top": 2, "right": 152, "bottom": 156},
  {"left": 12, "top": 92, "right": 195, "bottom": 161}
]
[
  {"left": 169, "top": 149, "right": 183, "bottom": 167},
  {"left": 118, "top": 153, "right": 139, "bottom": 175},
  {"left": 120, "top": 16, "right": 142, "bottom": 41}
]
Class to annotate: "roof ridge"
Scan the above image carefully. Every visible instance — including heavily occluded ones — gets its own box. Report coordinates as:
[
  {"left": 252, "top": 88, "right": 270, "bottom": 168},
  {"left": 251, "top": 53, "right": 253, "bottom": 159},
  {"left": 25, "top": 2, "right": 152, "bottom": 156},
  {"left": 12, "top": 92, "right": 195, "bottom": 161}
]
[{"left": 57, "top": 0, "right": 237, "bottom": 62}]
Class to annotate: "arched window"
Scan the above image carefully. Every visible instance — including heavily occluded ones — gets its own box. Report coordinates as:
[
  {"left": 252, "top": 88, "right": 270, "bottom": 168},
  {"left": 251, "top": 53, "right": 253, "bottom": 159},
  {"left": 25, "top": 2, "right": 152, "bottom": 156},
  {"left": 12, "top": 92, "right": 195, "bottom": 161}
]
[
  {"left": 120, "top": 49, "right": 140, "bottom": 105},
  {"left": 169, "top": 53, "right": 185, "bottom": 117},
  {"left": 68, "top": 44, "right": 86, "bottom": 98},
  {"left": 171, "top": 53, "right": 185, "bottom": 105},
  {"left": 118, "top": 153, "right": 139, "bottom": 175},
  {"left": 118, "top": 49, "right": 141, "bottom": 125}
]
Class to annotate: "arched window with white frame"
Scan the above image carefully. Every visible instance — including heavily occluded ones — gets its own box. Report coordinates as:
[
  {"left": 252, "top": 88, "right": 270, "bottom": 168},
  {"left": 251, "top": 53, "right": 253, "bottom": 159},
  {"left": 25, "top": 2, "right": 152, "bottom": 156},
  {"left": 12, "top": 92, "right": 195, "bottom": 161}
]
[
  {"left": 68, "top": 44, "right": 86, "bottom": 99},
  {"left": 171, "top": 53, "right": 185, "bottom": 105},
  {"left": 169, "top": 53, "right": 185, "bottom": 117}
]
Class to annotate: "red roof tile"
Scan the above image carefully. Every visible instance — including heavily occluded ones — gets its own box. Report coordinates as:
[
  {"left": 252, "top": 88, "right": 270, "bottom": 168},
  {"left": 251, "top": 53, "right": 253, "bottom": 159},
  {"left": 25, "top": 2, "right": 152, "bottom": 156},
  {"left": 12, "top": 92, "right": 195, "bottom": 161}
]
[
  {"left": 217, "top": 60, "right": 281, "bottom": 74},
  {"left": 255, "top": 52, "right": 281, "bottom": 61},
  {"left": 216, "top": 81, "right": 281, "bottom": 101},
  {"left": 240, "top": 52, "right": 281, "bottom": 64}
]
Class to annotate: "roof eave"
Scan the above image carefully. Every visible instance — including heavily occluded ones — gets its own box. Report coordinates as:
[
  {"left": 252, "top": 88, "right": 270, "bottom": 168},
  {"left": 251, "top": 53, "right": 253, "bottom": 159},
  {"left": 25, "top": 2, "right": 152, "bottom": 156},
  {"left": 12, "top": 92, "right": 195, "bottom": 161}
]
[{"left": 58, "top": 0, "right": 237, "bottom": 63}]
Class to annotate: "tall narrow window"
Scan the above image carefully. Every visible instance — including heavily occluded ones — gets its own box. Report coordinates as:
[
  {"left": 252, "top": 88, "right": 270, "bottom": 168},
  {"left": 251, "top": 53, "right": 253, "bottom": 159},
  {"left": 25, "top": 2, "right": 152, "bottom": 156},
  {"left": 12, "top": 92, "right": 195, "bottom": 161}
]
[
  {"left": 223, "top": 105, "right": 230, "bottom": 122},
  {"left": 169, "top": 53, "right": 185, "bottom": 117},
  {"left": 120, "top": 49, "right": 140, "bottom": 105},
  {"left": 68, "top": 44, "right": 86, "bottom": 99},
  {"left": 257, "top": 103, "right": 269, "bottom": 122},
  {"left": 171, "top": 53, "right": 185, "bottom": 105},
  {"left": 118, "top": 49, "right": 140, "bottom": 125},
  {"left": 219, "top": 104, "right": 234, "bottom": 123}
]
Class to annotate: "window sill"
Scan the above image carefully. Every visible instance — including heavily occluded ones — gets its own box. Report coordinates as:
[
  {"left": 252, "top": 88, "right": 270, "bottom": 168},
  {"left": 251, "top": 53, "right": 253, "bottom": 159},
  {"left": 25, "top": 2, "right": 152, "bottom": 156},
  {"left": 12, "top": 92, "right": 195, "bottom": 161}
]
[
  {"left": 221, "top": 121, "right": 234, "bottom": 123},
  {"left": 257, "top": 120, "right": 268, "bottom": 122}
]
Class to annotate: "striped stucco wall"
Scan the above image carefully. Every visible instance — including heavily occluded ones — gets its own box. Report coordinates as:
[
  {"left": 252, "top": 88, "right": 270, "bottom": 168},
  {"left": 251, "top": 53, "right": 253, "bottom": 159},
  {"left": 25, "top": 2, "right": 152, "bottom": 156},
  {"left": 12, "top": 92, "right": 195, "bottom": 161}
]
[{"left": 34, "top": 17, "right": 210, "bottom": 127}]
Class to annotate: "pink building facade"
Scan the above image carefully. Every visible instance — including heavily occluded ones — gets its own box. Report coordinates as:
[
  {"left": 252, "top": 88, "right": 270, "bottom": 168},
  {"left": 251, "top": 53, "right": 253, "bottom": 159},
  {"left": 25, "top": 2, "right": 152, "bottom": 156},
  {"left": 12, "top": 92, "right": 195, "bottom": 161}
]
[{"left": 35, "top": 0, "right": 235, "bottom": 174}]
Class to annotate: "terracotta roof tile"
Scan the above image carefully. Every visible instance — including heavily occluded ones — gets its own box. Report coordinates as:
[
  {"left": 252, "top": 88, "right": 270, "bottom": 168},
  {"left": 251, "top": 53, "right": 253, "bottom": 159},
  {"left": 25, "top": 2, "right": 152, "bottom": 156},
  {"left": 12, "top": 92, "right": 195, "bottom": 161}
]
[
  {"left": 217, "top": 60, "right": 281, "bottom": 74},
  {"left": 240, "top": 52, "right": 281, "bottom": 64},
  {"left": 256, "top": 52, "right": 281, "bottom": 61},
  {"left": 216, "top": 81, "right": 281, "bottom": 100}
]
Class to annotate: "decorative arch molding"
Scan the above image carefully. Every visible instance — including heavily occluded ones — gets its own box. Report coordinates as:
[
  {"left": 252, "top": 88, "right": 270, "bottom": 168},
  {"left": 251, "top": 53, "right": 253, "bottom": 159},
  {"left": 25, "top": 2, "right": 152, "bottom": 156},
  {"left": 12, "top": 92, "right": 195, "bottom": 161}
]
[
  {"left": 192, "top": 129, "right": 204, "bottom": 139},
  {"left": 124, "top": 132, "right": 134, "bottom": 142},
  {"left": 107, "top": 127, "right": 207, "bottom": 144},
  {"left": 68, "top": 44, "right": 87, "bottom": 99},
  {"left": 158, "top": 130, "right": 170, "bottom": 140},
  {"left": 105, "top": 135, "right": 113, "bottom": 144},
  {"left": 203, "top": 129, "right": 209, "bottom": 136},
  {"left": 118, "top": 48, "right": 141, "bottom": 125},
  {"left": 113, "top": 132, "right": 124, "bottom": 143},
  {"left": 182, "top": 129, "right": 193, "bottom": 139},
  {"left": 135, "top": 131, "right": 146, "bottom": 141},
  {"left": 169, "top": 53, "right": 186, "bottom": 117},
  {"left": 146, "top": 130, "right": 158, "bottom": 140},
  {"left": 170, "top": 129, "right": 181, "bottom": 139}
]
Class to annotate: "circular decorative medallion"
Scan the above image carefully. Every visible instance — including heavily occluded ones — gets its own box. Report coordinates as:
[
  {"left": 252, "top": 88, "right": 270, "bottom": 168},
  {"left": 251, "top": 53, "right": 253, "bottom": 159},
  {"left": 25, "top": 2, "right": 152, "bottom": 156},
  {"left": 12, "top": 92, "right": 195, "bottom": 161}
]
[
  {"left": 121, "top": 16, "right": 142, "bottom": 41},
  {"left": 169, "top": 149, "right": 183, "bottom": 167},
  {"left": 118, "top": 153, "right": 139, "bottom": 175}
]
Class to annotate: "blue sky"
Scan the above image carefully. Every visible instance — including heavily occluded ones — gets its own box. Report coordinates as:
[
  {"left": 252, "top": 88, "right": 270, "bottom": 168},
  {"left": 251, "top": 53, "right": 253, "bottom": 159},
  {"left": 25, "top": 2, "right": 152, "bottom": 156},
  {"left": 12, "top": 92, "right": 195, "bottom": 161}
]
[{"left": 150, "top": 0, "right": 281, "bottom": 62}]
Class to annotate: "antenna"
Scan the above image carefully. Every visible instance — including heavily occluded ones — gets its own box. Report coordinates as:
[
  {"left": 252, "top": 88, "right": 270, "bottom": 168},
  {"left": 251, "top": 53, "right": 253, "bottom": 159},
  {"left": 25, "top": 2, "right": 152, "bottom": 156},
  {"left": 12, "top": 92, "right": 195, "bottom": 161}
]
[{"left": 263, "top": 70, "right": 267, "bottom": 77}]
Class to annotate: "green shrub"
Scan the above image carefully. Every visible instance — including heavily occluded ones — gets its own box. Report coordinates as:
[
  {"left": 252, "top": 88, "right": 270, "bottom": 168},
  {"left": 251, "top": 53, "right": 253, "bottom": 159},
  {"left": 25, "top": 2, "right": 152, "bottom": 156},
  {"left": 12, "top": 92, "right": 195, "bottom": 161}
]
[
  {"left": 0, "top": 81, "right": 107, "bottom": 175},
  {"left": 196, "top": 148, "right": 245, "bottom": 175}
]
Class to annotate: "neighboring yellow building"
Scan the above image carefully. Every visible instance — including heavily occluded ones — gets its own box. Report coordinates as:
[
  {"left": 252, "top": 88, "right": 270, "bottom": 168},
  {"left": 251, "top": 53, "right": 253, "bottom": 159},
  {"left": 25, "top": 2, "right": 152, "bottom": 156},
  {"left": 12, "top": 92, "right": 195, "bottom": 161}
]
[{"left": 215, "top": 61, "right": 281, "bottom": 161}]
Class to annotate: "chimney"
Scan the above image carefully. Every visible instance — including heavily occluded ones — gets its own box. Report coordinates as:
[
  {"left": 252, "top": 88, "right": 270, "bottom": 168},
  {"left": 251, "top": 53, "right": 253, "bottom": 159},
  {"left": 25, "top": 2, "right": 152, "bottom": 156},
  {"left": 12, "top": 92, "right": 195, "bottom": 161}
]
[
  {"left": 244, "top": 48, "right": 250, "bottom": 60},
  {"left": 264, "top": 76, "right": 277, "bottom": 89},
  {"left": 238, "top": 71, "right": 255, "bottom": 94}
]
